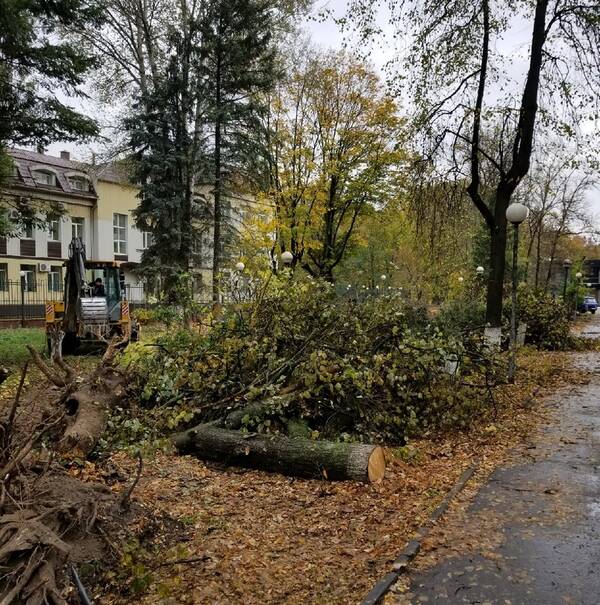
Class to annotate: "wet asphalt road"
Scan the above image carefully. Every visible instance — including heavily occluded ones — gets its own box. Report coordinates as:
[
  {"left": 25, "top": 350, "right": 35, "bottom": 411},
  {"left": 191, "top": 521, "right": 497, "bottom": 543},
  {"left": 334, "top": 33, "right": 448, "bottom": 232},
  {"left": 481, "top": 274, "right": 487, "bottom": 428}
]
[{"left": 396, "top": 320, "right": 600, "bottom": 604}]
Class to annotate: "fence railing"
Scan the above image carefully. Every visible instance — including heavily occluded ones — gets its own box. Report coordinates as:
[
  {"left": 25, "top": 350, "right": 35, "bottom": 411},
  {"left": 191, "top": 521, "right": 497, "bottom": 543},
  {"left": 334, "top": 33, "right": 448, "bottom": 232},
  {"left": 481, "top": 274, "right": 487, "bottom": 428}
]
[
  {"left": 0, "top": 280, "right": 64, "bottom": 321},
  {"left": 0, "top": 280, "right": 152, "bottom": 321}
]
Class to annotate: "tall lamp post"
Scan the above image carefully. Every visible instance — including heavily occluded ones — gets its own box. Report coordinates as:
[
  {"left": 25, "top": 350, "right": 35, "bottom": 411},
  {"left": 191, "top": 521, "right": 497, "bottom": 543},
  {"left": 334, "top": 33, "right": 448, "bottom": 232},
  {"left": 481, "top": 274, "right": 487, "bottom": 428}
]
[
  {"left": 475, "top": 266, "right": 485, "bottom": 298},
  {"left": 574, "top": 271, "right": 582, "bottom": 318},
  {"left": 19, "top": 270, "right": 26, "bottom": 328},
  {"left": 506, "top": 202, "right": 529, "bottom": 383},
  {"left": 280, "top": 251, "right": 294, "bottom": 280},
  {"left": 562, "top": 258, "right": 572, "bottom": 298}
]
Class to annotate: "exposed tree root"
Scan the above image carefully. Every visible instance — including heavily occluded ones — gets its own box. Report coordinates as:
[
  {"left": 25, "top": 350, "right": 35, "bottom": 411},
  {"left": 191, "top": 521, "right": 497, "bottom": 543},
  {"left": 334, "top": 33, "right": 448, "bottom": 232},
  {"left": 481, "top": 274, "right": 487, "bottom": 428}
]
[{"left": 0, "top": 341, "right": 135, "bottom": 603}]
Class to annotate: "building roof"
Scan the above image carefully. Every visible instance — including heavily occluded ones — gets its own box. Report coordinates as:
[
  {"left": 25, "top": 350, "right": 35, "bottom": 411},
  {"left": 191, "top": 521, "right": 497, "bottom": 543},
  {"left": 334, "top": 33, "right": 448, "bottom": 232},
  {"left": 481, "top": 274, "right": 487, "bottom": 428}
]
[
  {"left": 89, "top": 160, "right": 136, "bottom": 185},
  {"left": 8, "top": 148, "right": 136, "bottom": 193},
  {"left": 9, "top": 148, "right": 98, "bottom": 199}
]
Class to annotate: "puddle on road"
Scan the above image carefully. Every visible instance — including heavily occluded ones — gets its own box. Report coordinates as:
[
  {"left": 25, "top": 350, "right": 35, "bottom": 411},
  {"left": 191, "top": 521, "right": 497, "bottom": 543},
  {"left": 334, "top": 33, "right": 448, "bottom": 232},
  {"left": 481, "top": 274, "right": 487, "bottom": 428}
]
[{"left": 588, "top": 502, "right": 600, "bottom": 517}]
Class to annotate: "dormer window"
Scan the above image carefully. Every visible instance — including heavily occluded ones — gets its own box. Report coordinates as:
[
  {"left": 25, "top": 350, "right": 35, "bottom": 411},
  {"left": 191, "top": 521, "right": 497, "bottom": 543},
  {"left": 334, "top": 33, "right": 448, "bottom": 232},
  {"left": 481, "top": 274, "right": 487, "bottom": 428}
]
[
  {"left": 32, "top": 170, "right": 56, "bottom": 186},
  {"left": 68, "top": 175, "right": 89, "bottom": 192}
]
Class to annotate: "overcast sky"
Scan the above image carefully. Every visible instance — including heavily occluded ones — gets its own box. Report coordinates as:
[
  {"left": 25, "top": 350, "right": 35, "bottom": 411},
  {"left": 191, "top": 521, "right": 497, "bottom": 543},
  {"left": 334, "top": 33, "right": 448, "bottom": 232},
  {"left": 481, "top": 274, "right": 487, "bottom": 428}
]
[{"left": 44, "top": 0, "right": 598, "bottom": 218}]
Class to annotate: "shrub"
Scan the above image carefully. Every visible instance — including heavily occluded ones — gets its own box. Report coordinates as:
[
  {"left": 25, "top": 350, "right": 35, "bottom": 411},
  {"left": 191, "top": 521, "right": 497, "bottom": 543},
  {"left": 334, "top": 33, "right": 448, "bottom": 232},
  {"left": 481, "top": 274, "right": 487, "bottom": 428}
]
[
  {"left": 133, "top": 305, "right": 184, "bottom": 326},
  {"left": 122, "top": 277, "right": 501, "bottom": 444},
  {"left": 434, "top": 298, "right": 486, "bottom": 336},
  {"left": 513, "top": 286, "right": 572, "bottom": 350}
]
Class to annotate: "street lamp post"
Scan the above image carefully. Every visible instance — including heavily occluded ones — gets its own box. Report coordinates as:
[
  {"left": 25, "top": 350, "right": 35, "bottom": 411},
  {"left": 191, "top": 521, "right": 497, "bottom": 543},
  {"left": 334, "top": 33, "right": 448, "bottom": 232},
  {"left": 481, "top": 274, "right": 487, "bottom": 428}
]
[
  {"left": 280, "top": 251, "right": 293, "bottom": 278},
  {"left": 19, "top": 270, "right": 26, "bottom": 328},
  {"left": 506, "top": 202, "right": 529, "bottom": 383},
  {"left": 562, "top": 258, "right": 572, "bottom": 298},
  {"left": 233, "top": 261, "right": 245, "bottom": 301},
  {"left": 475, "top": 266, "right": 485, "bottom": 297},
  {"left": 574, "top": 271, "right": 583, "bottom": 318}
]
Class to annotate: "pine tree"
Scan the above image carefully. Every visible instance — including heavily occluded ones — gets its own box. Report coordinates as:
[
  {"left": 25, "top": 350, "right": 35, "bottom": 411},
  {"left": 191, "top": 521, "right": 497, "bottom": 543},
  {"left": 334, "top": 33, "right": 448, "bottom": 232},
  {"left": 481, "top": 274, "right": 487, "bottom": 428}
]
[
  {"left": 127, "top": 22, "right": 207, "bottom": 297},
  {"left": 200, "top": 0, "right": 279, "bottom": 301},
  {"left": 121, "top": 0, "right": 295, "bottom": 300}
]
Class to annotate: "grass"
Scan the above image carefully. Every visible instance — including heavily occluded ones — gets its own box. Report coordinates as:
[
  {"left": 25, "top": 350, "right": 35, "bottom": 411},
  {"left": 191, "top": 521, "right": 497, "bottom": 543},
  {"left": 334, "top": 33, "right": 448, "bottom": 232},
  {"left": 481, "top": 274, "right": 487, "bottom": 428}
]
[{"left": 0, "top": 328, "right": 46, "bottom": 367}]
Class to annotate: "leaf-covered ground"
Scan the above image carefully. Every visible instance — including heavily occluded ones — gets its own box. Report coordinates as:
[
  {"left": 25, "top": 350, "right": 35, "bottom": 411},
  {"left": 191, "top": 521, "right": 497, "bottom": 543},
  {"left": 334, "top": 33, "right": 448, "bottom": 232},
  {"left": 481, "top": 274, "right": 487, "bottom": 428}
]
[{"left": 78, "top": 349, "right": 587, "bottom": 605}]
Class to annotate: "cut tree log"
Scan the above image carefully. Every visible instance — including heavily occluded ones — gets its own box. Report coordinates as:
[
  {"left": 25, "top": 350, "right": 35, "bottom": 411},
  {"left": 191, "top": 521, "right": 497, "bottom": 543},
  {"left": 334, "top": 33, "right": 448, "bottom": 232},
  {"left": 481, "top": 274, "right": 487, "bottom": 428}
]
[{"left": 172, "top": 424, "right": 386, "bottom": 483}]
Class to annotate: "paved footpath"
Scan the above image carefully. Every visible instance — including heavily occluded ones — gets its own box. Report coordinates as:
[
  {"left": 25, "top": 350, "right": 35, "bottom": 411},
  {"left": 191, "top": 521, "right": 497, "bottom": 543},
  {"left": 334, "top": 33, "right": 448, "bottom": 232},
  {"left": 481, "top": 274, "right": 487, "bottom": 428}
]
[{"left": 393, "top": 323, "right": 600, "bottom": 604}]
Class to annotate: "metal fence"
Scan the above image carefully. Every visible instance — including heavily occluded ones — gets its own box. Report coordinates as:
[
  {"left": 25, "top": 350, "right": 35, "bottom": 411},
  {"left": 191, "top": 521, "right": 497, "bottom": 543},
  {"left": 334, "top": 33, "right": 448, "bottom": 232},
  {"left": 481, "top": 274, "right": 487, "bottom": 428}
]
[
  {"left": 0, "top": 280, "right": 63, "bottom": 321},
  {"left": 0, "top": 280, "right": 152, "bottom": 321}
]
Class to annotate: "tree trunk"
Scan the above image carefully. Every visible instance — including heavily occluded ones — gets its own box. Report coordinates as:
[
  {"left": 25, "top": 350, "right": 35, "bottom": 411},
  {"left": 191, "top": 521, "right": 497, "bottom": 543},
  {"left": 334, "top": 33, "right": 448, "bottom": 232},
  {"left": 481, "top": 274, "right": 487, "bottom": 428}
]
[
  {"left": 534, "top": 224, "right": 543, "bottom": 288},
  {"left": 212, "top": 21, "right": 223, "bottom": 304},
  {"left": 172, "top": 424, "right": 386, "bottom": 483},
  {"left": 60, "top": 366, "right": 124, "bottom": 456},
  {"left": 485, "top": 191, "right": 509, "bottom": 326},
  {"left": 27, "top": 340, "right": 126, "bottom": 456}
]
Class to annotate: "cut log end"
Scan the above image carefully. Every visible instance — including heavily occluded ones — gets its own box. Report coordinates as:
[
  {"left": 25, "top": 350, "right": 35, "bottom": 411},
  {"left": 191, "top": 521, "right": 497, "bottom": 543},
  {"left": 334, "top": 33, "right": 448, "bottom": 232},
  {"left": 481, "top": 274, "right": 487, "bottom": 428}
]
[{"left": 367, "top": 446, "right": 386, "bottom": 483}]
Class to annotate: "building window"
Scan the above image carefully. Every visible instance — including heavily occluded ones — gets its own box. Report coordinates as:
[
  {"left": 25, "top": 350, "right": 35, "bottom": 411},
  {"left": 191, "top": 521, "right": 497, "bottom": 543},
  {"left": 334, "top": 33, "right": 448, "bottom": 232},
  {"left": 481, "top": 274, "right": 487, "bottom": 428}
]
[
  {"left": 48, "top": 219, "right": 60, "bottom": 241},
  {"left": 68, "top": 176, "right": 89, "bottom": 192},
  {"left": 22, "top": 221, "right": 34, "bottom": 240},
  {"left": 48, "top": 266, "right": 62, "bottom": 292},
  {"left": 72, "top": 217, "right": 84, "bottom": 241},
  {"left": 20, "top": 264, "right": 36, "bottom": 292},
  {"left": 0, "top": 263, "right": 7, "bottom": 291},
  {"left": 19, "top": 219, "right": 36, "bottom": 257},
  {"left": 32, "top": 170, "right": 56, "bottom": 186},
  {"left": 113, "top": 213, "right": 127, "bottom": 255},
  {"left": 142, "top": 231, "right": 152, "bottom": 249}
]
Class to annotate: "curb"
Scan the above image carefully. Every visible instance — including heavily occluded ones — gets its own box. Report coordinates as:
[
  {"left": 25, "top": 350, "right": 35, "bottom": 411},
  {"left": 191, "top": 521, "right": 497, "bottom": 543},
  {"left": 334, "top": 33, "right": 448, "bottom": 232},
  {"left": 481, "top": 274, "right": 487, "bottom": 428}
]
[{"left": 360, "top": 463, "right": 478, "bottom": 605}]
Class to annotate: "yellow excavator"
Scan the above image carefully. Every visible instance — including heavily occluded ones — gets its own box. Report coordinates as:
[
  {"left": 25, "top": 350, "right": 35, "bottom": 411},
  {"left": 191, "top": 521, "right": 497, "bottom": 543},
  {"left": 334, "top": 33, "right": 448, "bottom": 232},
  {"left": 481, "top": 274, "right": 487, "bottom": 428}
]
[{"left": 45, "top": 238, "right": 138, "bottom": 354}]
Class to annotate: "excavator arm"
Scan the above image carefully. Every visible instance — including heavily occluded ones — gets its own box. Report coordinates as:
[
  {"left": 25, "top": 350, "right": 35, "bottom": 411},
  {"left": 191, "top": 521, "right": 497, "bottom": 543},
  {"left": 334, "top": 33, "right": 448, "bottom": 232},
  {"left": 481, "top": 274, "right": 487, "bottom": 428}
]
[{"left": 63, "top": 237, "right": 87, "bottom": 336}]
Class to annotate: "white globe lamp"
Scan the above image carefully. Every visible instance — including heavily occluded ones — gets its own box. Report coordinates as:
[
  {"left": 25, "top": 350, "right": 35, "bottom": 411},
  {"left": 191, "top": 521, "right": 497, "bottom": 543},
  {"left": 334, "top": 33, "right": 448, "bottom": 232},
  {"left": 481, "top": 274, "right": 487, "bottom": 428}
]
[{"left": 506, "top": 202, "right": 529, "bottom": 225}]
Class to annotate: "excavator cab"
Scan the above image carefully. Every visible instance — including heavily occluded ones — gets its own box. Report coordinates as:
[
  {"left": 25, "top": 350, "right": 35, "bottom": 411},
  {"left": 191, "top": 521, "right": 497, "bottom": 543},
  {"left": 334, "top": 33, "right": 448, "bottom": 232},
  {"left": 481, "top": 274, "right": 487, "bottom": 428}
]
[{"left": 45, "top": 238, "right": 137, "bottom": 354}]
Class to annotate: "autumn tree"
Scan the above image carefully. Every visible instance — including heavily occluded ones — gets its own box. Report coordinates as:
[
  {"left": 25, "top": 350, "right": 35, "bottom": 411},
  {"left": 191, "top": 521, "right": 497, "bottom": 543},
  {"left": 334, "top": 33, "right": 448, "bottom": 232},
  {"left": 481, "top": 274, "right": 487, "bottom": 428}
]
[
  {"left": 344, "top": 0, "right": 600, "bottom": 326},
  {"left": 336, "top": 181, "right": 480, "bottom": 302},
  {"left": 265, "top": 50, "right": 406, "bottom": 280},
  {"left": 75, "top": 0, "right": 308, "bottom": 298}
]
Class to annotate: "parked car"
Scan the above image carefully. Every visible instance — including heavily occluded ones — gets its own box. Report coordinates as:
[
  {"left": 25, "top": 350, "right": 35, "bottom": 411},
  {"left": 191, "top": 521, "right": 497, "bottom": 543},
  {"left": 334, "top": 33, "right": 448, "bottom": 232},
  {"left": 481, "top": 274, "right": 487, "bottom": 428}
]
[{"left": 578, "top": 296, "right": 598, "bottom": 314}]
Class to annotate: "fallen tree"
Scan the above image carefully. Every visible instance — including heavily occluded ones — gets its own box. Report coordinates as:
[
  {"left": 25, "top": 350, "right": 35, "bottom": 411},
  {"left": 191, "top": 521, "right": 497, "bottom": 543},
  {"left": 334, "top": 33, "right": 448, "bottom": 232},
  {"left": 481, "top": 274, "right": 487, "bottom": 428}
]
[
  {"left": 0, "top": 339, "right": 133, "bottom": 603},
  {"left": 27, "top": 337, "right": 127, "bottom": 456},
  {"left": 172, "top": 424, "right": 386, "bottom": 483}
]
